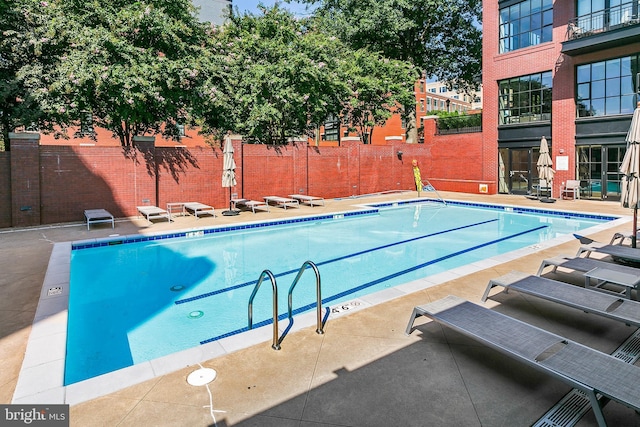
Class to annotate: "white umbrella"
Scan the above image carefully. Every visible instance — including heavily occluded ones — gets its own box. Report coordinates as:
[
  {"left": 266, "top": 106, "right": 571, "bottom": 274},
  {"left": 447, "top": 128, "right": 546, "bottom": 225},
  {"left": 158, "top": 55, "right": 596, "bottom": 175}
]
[
  {"left": 222, "top": 135, "right": 239, "bottom": 216},
  {"left": 536, "top": 136, "right": 555, "bottom": 199},
  {"left": 620, "top": 102, "right": 640, "bottom": 247}
]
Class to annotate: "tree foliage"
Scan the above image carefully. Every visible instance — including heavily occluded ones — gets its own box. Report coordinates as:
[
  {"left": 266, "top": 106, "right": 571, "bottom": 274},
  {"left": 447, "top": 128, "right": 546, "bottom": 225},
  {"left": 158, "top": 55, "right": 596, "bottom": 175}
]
[
  {"left": 1, "top": 1, "right": 425, "bottom": 148},
  {"left": 1, "top": 0, "right": 63, "bottom": 149},
  {"left": 341, "top": 49, "right": 417, "bottom": 144},
  {"left": 7, "top": 0, "right": 216, "bottom": 147},
  {"left": 301, "top": 0, "right": 482, "bottom": 92},
  {"left": 208, "top": 5, "right": 350, "bottom": 145}
]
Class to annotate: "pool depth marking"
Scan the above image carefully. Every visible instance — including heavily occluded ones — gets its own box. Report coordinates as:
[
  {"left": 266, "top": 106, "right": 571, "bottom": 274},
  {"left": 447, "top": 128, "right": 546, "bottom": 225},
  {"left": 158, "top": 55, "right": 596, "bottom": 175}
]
[
  {"left": 175, "top": 218, "right": 500, "bottom": 305},
  {"left": 200, "top": 224, "right": 548, "bottom": 344}
]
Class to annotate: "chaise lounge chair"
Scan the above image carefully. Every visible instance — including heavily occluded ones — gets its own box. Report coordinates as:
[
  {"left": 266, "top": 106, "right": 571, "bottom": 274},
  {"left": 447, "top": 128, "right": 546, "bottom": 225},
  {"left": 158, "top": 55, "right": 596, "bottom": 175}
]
[
  {"left": 481, "top": 271, "right": 640, "bottom": 327},
  {"left": 288, "top": 194, "right": 325, "bottom": 207},
  {"left": 406, "top": 295, "right": 640, "bottom": 427},
  {"left": 537, "top": 255, "right": 640, "bottom": 299},
  {"left": 137, "top": 205, "right": 171, "bottom": 225},
  {"left": 83, "top": 209, "right": 114, "bottom": 230},
  {"left": 263, "top": 196, "right": 299, "bottom": 210},
  {"left": 536, "top": 254, "right": 640, "bottom": 276},
  {"left": 577, "top": 242, "right": 640, "bottom": 264},
  {"left": 183, "top": 202, "right": 215, "bottom": 219},
  {"left": 231, "top": 198, "right": 270, "bottom": 214}
]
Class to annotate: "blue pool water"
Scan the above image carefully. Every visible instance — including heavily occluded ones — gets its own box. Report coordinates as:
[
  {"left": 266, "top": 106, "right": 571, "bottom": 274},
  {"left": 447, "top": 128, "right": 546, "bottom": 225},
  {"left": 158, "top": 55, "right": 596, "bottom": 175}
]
[{"left": 66, "top": 200, "right": 614, "bottom": 384}]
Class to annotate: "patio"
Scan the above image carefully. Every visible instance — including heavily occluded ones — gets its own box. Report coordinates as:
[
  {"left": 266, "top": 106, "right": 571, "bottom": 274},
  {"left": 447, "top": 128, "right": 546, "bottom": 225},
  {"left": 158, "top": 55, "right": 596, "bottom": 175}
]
[{"left": 1, "top": 192, "right": 638, "bottom": 426}]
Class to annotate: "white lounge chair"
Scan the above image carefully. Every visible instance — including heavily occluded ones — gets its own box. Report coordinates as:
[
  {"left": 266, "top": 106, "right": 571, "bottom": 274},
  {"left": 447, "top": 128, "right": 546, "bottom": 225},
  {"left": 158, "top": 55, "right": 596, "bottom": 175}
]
[
  {"left": 84, "top": 209, "right": 114, "bottom": 230},
  {"left": 183, "top": 202, "right": 215, "bottom": 219},
  {"left": 137, "top": 205, "right": 171, "bottom": 224},
  {"left": 263, "top": 196, "right": 299, "bottom": 210},
  {"left": 288, "top": 194, "right": 325, "bottom": 207},
  {"left": 231, "top": 198, "right": 270, "bottom": 214}
]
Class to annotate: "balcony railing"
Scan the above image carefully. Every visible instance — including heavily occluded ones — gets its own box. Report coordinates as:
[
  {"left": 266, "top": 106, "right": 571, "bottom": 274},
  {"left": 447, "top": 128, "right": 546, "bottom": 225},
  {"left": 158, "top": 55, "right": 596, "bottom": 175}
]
[
  {"left": 567, "top": 3, "right": 639, "bottom": 40},
  {"left": 435, "top": 113, "right": 482, "bottom": 135}
]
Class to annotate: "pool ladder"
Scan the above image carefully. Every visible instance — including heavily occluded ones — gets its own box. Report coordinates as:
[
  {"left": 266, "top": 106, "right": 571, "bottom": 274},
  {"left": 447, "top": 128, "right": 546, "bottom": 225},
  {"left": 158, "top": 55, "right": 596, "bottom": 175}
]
[{"left": 247, "top": 260, "right": 323, "bottom": 350}]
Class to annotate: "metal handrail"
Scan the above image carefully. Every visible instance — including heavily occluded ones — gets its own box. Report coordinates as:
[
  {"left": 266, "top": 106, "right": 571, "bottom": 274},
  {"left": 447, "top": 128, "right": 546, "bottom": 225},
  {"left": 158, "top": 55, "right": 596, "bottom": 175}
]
[
  {"left": 420, "top": 179, "right": 447, "bottom": 206},
  {"left": 287, "top": 261, "right": 324, "bottom": 335},
  {"left": 567, "top": 3, "right": 638, "bottom": 41},
  {"left": 247, "top": 269, "right": 280, "bottom": 350}
]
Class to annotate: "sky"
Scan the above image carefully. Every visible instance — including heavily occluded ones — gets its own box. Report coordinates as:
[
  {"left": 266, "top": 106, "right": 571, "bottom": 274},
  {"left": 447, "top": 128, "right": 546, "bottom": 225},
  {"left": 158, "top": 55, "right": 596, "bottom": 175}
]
[{"left": 238, "top": 0, "right": 316, "bottom": 16}]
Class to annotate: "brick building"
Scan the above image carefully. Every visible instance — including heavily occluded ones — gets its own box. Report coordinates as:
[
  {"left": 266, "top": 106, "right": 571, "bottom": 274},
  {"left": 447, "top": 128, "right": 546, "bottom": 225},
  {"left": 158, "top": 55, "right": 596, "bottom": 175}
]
[
  {"left": 318, "top": 77, "right": 479, "bottom": 146},
  {"left": 484, "top": 0, "right": 640, "bottom": 199}
]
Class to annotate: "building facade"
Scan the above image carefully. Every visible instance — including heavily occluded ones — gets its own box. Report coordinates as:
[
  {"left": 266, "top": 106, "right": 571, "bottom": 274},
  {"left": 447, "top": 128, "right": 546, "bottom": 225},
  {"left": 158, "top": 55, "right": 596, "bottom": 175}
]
[
  {"left": 423, "top": 81, "right": 483, "bottom": 111},
  {"left": 484, "top": 0, "right": 640, "bottom": 199},
  {"left": 318, "top": 77, "right": 480, "bottom": 146}
]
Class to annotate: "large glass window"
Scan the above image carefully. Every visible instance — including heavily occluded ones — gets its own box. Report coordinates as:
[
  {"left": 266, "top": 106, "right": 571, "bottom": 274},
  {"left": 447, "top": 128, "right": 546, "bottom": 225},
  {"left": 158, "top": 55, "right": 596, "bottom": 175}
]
[
  {"left": 576, "top": 55, "right": 638, "bottom": 117},
  {"left": 576, "top": 0, "right": 637, "bottom": 32},
  {"left": 499, "top": 71, "right": 552, "bottom": 124},
  {"left": 499, "top": 0, "right": 553, "bottom": 53}
]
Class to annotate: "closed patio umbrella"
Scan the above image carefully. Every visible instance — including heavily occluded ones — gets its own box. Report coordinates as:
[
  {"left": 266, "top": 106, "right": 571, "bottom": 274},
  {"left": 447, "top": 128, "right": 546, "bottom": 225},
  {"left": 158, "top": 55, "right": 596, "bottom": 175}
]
[
  {"left": 222, "top": 135, "right": 239, "bottom": 216},
  {"left": 620, "top": 102, "right": 640, "bottom": 247},
  {"left": 536, "top": 136, "right": 555, "bottom": 200}
]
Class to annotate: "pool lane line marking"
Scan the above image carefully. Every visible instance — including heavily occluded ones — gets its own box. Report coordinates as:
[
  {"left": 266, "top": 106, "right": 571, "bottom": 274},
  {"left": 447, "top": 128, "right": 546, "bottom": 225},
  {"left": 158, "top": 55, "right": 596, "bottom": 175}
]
[
  {"left": 176, "top": 218, "right": 499, "bottom": 305},
  {"left": 199, "top": 224, "right": 547, "bottom": 345}
]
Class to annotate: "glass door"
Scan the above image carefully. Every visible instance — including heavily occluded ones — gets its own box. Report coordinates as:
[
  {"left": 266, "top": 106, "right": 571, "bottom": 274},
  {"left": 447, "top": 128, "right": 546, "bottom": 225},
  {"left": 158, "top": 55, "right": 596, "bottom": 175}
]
[
  {"left": 576, "top": 144, "right": 625, "bottom": 199},
  {"left": 605, "top": 145, "right": 624, "bottom": 200},
  {"left": 509, "top": 148, "right": 533, "bottom": 194}
]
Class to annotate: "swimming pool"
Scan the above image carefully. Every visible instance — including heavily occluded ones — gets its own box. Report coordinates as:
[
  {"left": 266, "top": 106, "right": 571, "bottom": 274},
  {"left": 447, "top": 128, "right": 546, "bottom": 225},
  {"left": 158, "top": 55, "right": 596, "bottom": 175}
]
[{"left": 65, "top": 199, "right": 616, "bottom": 385}]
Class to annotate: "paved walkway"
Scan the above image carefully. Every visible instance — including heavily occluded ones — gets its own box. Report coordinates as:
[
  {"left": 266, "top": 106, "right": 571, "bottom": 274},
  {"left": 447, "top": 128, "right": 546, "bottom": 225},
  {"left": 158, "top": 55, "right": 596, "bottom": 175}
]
[{"left": 1, "top": 192, "right": 639, "bottom": 426}]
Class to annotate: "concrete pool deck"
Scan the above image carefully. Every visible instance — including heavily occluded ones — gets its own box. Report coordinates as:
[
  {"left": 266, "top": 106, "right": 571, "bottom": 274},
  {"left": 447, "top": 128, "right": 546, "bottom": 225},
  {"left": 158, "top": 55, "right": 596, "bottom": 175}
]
[{"left": 1, "top": 192, "right": 639, "bottom": 426}]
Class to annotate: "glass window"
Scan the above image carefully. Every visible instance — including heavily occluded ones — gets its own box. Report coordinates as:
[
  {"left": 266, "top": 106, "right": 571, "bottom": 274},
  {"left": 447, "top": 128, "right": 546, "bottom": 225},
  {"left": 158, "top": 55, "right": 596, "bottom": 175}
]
[
  {"left": 79, "top": 112, "right": 94, "bottom": 136},
  {"left": 323, "top": 114, "right": 339, "bottom": 141},
  {"left": 498, "top": 71, "right": 552, "bottom": 124},
  {"left": 576, "top": 54, "right": 640, "bottom": 118},
  {"left": 499, "top": 0, "right": 553, "bottom": 53}
]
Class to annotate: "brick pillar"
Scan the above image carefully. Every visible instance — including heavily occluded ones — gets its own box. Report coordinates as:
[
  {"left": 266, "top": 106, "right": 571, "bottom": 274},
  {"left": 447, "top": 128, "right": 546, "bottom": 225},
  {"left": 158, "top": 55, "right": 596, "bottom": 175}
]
[
  {"left": 9, "top": 132, "right": 41, "bottom": 227},
  {"left": 132, "top": 136, "right": 157, "bottom": 207},
  {"left": 343, "top": 139, "right": 360, "bottom": 196},
  {"left": 291, "top": 139, "right": 308, "bottom": 196}
]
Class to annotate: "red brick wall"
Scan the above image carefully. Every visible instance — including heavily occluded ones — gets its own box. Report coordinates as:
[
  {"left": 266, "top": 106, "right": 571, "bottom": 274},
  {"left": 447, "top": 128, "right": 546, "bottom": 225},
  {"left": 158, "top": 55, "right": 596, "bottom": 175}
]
[
  {"left": 394, "top": 130, "right": 489, "bottom": 194},
  {"left": 307, "top": 144, "right": 353, "bottom": 197},
  {"left": 39, "top": 146, "right": 150, "bottom": 222},
  {"left": 6, "top": 130, "right": 490, "bottom": 227},
  {"left": 10, "top": 134, "right": 41, "bottom": 227},
  {"left": 0, "top": 152, "right": 11, "bottom": 228},
  {"left": 483, "top": 0, "right": 563, "bottom": 194},
  {"left": 156, "top": 145, "right": 224, "bottom": 209}
]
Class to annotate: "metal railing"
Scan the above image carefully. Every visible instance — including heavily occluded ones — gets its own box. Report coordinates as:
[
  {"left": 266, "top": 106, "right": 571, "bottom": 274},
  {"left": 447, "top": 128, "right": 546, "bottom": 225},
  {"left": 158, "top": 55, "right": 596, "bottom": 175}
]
[
  {"left": 247, "top": 269, "right": 280, "bottom": 350},
  {"left": 247, "top": 261, "right": 324, "bottom": 351},
  {"left": 567, "top": 3, "right": 639, "bottom": 41},
  {"left": 287, "top": 260, "right": 324, "bottom": 335},
  {"left": 435, "top": 113, "right": 482, "bottom": 135}
]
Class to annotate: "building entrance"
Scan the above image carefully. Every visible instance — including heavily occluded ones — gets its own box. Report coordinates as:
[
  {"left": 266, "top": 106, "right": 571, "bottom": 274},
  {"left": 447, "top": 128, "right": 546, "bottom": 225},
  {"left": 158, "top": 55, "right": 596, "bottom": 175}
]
[
  {"left": 499, "top": 147, "right": 542, "bottom": 195},
  {"left": 576, "top": 145, "right": 625, "bottom": 200}
]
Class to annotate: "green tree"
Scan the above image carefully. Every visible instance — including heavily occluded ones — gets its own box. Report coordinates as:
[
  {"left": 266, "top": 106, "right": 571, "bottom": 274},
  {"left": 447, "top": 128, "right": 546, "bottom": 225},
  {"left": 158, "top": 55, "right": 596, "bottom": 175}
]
[
  {"left": 303, "top": 0, "right": 481, "bottom": 91},
  {"left": 17, "top": 0, "right": 215, "bottom": 147},
  {"left": 301, "top": 0, "right": 481, "bottom": 143},
  {"left": 0, "top": 0, "right": 63, "bottom": 150},
  {"left": 341, "top": 49, "right": 417, "bottom": 144},
  {"left": 208, "top": 5, "right": 349, "bottom": 145}
]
